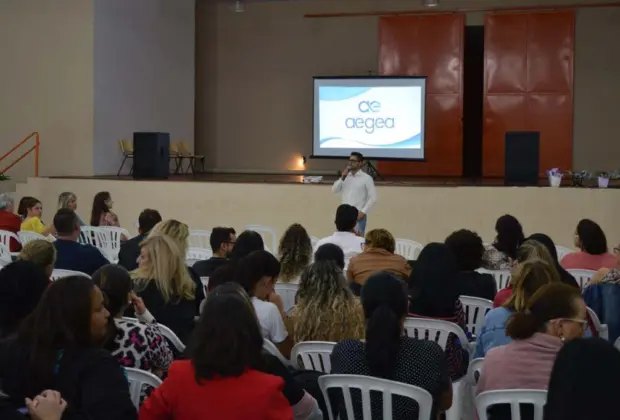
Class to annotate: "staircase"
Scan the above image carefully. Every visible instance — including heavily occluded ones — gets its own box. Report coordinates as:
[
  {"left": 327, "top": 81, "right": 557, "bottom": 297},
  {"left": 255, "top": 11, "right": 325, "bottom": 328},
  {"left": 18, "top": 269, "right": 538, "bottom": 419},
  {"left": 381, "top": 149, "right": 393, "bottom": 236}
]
[{"left": 0, "top": 132, "right": 40, "bottom": 192}]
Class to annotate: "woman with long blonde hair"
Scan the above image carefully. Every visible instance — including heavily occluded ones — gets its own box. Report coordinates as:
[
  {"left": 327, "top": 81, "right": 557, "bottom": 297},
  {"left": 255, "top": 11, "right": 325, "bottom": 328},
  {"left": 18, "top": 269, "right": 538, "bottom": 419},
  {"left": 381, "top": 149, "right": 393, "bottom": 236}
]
[
  {"left": 474, "top": 258, "right": 559, "bottom": 357},
  {"left": 57, "top": 192, "right": 85, "bottom": 226},
  {"left": 291, "top": 260, "right": 364, "bottom": 343},
  {"left": 132, "top": 233, "right": 197, "bottom": 343},
  {"left": 278, "top": 223, "right": 312, "bottom": 284}
]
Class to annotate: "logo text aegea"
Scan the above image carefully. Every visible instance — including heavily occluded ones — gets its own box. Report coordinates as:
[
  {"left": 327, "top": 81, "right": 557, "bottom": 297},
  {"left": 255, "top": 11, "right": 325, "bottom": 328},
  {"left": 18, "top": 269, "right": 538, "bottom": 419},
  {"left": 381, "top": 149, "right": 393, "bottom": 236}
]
[{"left": 345, "top": 100, "right": 395, "bottom": 134}]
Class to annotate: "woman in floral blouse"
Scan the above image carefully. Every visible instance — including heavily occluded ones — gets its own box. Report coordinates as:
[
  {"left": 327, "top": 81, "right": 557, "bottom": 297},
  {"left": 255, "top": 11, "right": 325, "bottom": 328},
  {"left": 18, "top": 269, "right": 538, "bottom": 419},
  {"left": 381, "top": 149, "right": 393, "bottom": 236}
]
[{"left": 482, "top": 214, "right": 525, "bottom": 270}]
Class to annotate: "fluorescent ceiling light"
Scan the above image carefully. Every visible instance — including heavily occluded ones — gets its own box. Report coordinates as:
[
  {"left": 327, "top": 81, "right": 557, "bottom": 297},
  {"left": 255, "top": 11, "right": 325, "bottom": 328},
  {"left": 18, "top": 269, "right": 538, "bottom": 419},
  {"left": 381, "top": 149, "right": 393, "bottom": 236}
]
[{"left": 423, "top": 0, "right": 439, "bottom": 7}]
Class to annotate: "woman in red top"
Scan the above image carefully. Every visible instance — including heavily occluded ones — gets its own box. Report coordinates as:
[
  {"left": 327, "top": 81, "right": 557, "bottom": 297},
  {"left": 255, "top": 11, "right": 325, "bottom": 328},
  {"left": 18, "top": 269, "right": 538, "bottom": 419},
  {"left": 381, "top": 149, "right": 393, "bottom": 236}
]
[{"left": 139, "top": 292, "right": 292, "bottom": 420}]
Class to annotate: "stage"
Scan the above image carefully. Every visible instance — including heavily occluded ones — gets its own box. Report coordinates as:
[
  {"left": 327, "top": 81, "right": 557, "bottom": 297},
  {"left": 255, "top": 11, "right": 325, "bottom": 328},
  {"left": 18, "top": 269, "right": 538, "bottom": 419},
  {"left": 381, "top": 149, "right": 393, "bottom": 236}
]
[{"left": 14, "top": 173, "right": 620, "bottom": 249}]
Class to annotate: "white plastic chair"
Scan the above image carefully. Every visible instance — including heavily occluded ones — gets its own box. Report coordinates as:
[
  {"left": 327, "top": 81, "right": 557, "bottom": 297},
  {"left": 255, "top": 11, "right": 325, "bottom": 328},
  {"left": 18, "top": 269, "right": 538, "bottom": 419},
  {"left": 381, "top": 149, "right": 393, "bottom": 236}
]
[
  {"left": 395, "top": 238, "right": 424, "bottom": 260},
  {"left": 459, "top": 296, "right": 493, "bottom": 340},
  {"left": 290, "top": 341, "right": 336, "bottom": 373},
  {"left": 403, "top": 318, "right": 470, "bottom": 420},
  {"left": 0, "top": 230, "right": 20, "bottom": 257},
  {"left": 125, "top": 367, "right": 162, "bottom": 409},
  {"left": 263, "top": 339, "right": 291, "bottom": 366},
  {"left": 319, "top": 374, "right": 433, "bottom": 420},
  {"left": 185, "top": 247, "right": 212, "bottom": 266},
  {"left": 310, "top": 236, "right": 319, "bottom": 250},
  {"left": 51, "top": 269, "right": 91, "bottom": 281},
  {"left": 555, "top": 245, "right": 574, "bottom": 262},
  {"left": 477, "top": 268, "right": 512, "bottom": 290},
  {"left": 245, "top": 224, "right": 278, "bottom": 254},
  {"left": 274, "top": 283, "right": 298, "bottom": 314},
  {"left": 0, "top": 242, "right": 12, "bottom": 265},
  {"left": 18, "top": 231, "right": 50, "bottom": 246},
  {"left": 586, "top": 306, "right": 609, "bottom": 340},
  {"left": 476, "top": 389, "right": 547, "bottom": 420},
  {"left": 189, "top": 229, "right": 212, "bottom": 249},
  {"left": 567, "top": 269, "right": 596, "bottom": 290},
  {"left": 79, "top": 226, "right": 126, "bottom": 263}
]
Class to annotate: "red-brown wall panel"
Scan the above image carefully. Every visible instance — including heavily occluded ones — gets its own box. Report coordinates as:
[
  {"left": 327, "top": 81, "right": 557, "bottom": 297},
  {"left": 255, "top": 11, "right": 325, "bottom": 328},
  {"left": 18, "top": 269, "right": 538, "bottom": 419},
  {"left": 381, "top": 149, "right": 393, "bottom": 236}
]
[
  {"left": 378, "top": 15, "right": 464, "bottom": 176},
  {"left": 482, "top": 11, "right": 574, "bottom": 177}
]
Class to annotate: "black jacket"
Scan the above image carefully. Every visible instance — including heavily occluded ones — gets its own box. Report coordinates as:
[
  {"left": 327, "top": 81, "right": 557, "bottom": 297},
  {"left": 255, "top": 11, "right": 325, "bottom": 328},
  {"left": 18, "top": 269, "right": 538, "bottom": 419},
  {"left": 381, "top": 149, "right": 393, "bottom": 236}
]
[
  {"left": 0, "top": 340, "right": 136, "bottom": 420},
  {"left": 118, "top": 234, "right": 147, "bottom": 271}
]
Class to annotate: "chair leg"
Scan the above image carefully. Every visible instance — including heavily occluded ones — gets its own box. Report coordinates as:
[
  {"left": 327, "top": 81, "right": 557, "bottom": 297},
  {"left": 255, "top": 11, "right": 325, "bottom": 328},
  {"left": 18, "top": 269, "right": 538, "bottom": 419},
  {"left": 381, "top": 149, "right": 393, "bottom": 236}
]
[
  {"left": 200, "top": 158, "right": 205, "bottom": 173},
  {"left": 129, "top": 159, "right": 134, "bottom": 175},
  {"left": 117, "top": 156, "right": 127, "bottom": 176},
  {"left": 185, "top": 158, "right": 195, "bottom": 174}
]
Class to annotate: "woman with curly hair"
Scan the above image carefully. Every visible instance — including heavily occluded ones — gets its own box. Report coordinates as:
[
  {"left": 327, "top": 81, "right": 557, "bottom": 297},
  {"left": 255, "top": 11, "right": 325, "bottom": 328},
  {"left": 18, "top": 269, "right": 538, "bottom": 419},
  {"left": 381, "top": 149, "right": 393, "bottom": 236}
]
[
  {"left": 277, "top": 223, "right": 312, "bottom": 284},
  {"left": 290, "top": 260, "right": 364, "bottom": 343}
]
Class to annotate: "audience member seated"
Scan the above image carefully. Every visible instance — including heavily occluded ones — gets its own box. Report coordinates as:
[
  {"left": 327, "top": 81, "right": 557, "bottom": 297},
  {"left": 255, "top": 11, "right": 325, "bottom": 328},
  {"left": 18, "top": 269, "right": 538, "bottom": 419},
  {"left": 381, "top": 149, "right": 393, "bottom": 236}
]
[
  {"left": 494, "top": 239, "right": 559, "bottom": 307},
  {"left": 314, "top": 243, "right": 345, "bottom": 270},
  {"left": 561, "top": 218, "right": 616, "bottom": 270},
  {"left": 0, "top": 260, "right": 50, "bottom": 339},
  {"left": 278, "top": 223, "right": 312, "bottom": 284},
  {"left": 130, "top": 234, "right": 198, "bottom": 344},
  {"left": 192, "top": 226, "right": 236, "bottom": 279},
  {"left": 347, "top": 228, "right": 410, "bottom": 286},
  {"left": 93, "top": 265, "right": 173, "bottom": 378},
  {"left": 118, "top": 209, "right": 162, "bottom": 271},
  {"left": 291, "top": 260, "right": 364, "bottom": 343},
  {"left": 233, "top": 250, "right": 293, "bottom": 358},
  {"left": 211, "top": 282, "right": 322, "bottom": 419},
  {"left": 16, "top": 196, "right": 34, "bottom": 221},
  {"left": 20, "top": 197, "right": 55, "bottom": 237},
  {"left": 90, "top": 191, "right": 120, "bottom": 228},
  {"left": 57, "top": 192, "right": 86, "bottom": 226},
  {"left": 331, "top": 272, "right": 452, "bottom": 420},
  {"left": 445, "top": 229, "right": 497, "bottom": 300},
  {"left": 475, "top": 259, "right": 559, "bottom": 358},
  {"left": 315, "top": 204, "right": 364, "bottom": 262},
  {"left": 477, "top": 284, "right": 585, "bottom": 400},
  {"left": 148, "top": 219, "right": 205, "bottom": 315},
  {"left": 528, "top": 233, "right": 579, "bottom": 288},
  {"left": 482, "top": 214, "right": 524, "bottom": 270},
  {"left": 544, "top": 338, "right": 620, "bottom": 420},
  {"left": 205, "top": 230, "right": 265, "bottom": 292},
  {"left": 53, "top": 209, "right": 109, "bottom": 275},
  {"left": 18, "top": 239, "right": 56, "bottom": 278},
  {"left": 139, "top": 291, "right": 292, "bottom": 420},
  {"left": 0, "top": 276, "right": 137, "bottom": 420},
  {"left": 0, "top": 193, "right": 22, "bottom": 251},
  {"left": 408, "top": 243, "right": 469, "bottom": 380}
]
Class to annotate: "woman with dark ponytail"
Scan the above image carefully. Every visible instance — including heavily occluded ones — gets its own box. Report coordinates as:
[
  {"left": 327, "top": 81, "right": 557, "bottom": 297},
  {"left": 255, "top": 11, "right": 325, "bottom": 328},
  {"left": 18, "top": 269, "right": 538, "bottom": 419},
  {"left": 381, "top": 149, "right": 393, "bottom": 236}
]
[
  {"left": 477, "top": 283, "right": 586, "bottom": 398},
  {"left": 93, "top": 264, "right": 172, "bottom": 377},
  {"left": 331, "top": 272, "right": 452, "bottom": 420}
]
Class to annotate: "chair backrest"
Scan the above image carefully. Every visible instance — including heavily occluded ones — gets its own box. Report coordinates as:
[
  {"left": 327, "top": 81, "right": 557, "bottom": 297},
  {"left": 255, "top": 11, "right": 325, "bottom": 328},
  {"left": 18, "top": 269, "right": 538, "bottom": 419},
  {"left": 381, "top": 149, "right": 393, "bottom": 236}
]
[
  {"left": 169, "top": 141, "right": 180, "bottom": 155},
  {"left": 319, "top": 374, "right": 434, "bottom": 420},
  {"left": 586, "top": 306, "right": 609, "bottom": 340},
  {"left": 290, "top": 341, "right": 336, "bottom": 373},
  {"left": 51, "top": 269, "right": 91, "bottom": 281},
  {"left": 263, "top": 339, "right": 291, "bottom": 366},
  {"left": 403, "top": 317, "right": 470, "bottom": 356},
  {"left": 476, "top": 389, "right": 547, "bottom": 420},
  {"left": 555, "top": 245, "right": 573, "bottom": 262},
  {"left": 476, "top": 268, "right": 512, "bottom": 290},
  {"left": 459, "top": 296, "right": 493, "bottom": 338},
  {"left": 0, "top": 242, "right": 12, "bottom": 264},
  {"left": 96, "top": 226, "right": 129, "bottom": 263},
  {"left": 188, "top": 229, "right": 212, "bottom": 249},
  {"left": 185, "top": 247, "right": 212, "bottom": 266},
  {"left": 567, "top": 269, "right": 596, "bottom": 290},
  {"left": 119, "top": 139, "right": 134, "bottom": 154},
  {"left": 394, "top": 238, "right": 424, "bottom": 260},
  {"left": 0, "top": 230, "right": 20, "bottom": 251},
  {"left": 125, "top": 367, "right": 162, "bottom": 408},
  {"left": 18, "top": 231, "right": 48, "bottom": 246},
  {"left": 274, "top": 283, "right": 298, "bottom": 314},
  {"left": 466, "top": 357, "right": 484, "bottom": 386},
  {"left": 245, "top": 224, "right": 278, "bottom": 254}
]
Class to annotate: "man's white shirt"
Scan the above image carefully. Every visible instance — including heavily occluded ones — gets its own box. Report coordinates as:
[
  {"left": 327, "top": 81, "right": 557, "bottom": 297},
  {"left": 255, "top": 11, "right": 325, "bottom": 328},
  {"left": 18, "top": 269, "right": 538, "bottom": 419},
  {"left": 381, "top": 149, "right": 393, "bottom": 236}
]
[
  {"left": 314, "top": 231, "right": 365, "bottom": 260},
  {"left": 331, "top": 170, "right": 377, "bottom": 214}
]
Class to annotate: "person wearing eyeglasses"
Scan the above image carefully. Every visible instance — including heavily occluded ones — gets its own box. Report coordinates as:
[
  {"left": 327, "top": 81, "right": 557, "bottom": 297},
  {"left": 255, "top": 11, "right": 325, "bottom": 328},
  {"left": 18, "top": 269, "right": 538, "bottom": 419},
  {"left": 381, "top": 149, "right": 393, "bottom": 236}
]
[
  {"left": 331, "top": 152, "right": 377, "bottom": 235},
  {"left": 476, "top": 283, "right": 587, "bottom": 418}
]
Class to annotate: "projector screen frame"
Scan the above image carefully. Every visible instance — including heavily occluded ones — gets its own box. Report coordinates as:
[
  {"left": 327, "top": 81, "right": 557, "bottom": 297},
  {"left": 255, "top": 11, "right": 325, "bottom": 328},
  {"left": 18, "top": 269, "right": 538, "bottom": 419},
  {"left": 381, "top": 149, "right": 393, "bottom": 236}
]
[{"left": 312, "top": 75, "right": 427, "bottom": 162}]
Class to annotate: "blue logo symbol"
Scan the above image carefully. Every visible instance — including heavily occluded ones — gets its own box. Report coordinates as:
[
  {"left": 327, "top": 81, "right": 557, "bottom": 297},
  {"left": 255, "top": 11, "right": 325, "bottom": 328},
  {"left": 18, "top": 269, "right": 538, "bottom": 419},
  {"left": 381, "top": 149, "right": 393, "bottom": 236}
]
[{"left": 346, "top": 100, "right": 395, "bottom": 134}]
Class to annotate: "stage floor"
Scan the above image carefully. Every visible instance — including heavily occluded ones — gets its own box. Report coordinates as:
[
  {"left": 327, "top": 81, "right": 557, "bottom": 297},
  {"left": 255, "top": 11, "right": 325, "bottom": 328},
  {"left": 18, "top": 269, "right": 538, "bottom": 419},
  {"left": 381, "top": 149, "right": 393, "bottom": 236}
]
[{"left": 49, "top": 173, "right": 618, "bottom": 188}]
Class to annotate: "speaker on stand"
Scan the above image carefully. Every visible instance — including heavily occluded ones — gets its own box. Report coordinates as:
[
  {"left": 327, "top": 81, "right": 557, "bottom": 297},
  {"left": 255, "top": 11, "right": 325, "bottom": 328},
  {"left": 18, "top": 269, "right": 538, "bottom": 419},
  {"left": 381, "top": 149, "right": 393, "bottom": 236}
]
[
  {"left": 133, "top": 132, "right": 170, "bottom": 180},
  {"left": 504, "top": 131, "right": 540, "bottom": 186}
]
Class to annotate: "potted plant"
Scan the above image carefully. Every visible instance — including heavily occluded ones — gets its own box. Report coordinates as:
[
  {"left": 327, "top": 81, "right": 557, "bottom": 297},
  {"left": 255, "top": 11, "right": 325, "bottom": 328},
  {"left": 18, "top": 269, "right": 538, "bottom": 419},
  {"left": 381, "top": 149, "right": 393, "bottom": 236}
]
[
  {"left": 0, "top": 174, "right": 11, "bottom": 181},
  {"left": 567, "top": 170, "right": 589, "bottom": 187},
  {"left": 546, "top": 168, "right": 563, "bottom": 187},
  {"left": 597, "top": 171, "right": 611, "bottom": 188}
]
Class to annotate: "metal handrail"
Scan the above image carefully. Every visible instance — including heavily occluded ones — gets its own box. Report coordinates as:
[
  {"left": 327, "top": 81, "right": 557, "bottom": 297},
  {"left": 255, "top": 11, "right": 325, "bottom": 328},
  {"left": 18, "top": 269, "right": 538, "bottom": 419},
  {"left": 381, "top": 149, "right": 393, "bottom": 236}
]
[{"left": 0, "top": 132, "right": 39, "bottom": 176}]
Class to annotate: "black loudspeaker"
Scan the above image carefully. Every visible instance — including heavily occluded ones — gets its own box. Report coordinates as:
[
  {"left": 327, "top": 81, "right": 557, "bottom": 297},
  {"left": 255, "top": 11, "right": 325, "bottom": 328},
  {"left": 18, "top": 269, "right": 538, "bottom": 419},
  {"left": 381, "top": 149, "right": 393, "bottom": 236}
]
[
  {"left": 504, "top": 131, "right": 540, "bottom": 186},
  {"left": 133, "top": 132, "right": 170, "bottom": 179}
]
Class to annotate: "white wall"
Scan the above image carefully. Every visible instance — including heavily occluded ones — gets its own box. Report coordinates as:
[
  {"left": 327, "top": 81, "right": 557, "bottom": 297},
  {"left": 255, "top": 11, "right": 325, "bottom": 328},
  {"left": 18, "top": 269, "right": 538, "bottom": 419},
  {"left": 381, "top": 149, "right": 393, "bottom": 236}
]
[{"left": 94, "top": 0, "right": 196, "bottom": 175}]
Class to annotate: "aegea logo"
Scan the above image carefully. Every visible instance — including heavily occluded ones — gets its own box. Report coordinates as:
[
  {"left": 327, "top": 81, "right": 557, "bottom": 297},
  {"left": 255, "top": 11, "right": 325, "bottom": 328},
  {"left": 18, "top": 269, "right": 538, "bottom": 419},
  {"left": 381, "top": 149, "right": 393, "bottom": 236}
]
[{"left": 345, "top": 100, "right": 395, "bottom": 134}]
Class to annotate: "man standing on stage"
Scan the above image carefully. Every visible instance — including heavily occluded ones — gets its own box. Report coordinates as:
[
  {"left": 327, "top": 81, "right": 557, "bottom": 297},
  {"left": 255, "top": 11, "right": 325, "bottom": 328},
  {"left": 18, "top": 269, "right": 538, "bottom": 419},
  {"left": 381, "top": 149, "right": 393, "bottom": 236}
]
[{"left": 331, "top": 152, "right": 377, "bottom": 235}]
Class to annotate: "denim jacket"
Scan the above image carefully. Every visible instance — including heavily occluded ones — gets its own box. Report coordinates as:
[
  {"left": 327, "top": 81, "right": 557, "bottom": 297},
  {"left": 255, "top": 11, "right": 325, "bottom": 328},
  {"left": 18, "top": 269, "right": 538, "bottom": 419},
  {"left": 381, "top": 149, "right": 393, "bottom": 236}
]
[
  {"left": 583, "top": 283, "right": 620, "bottom": 343},
  {"left": 474, "top": 307, "right": 513, "bottom": 358}
]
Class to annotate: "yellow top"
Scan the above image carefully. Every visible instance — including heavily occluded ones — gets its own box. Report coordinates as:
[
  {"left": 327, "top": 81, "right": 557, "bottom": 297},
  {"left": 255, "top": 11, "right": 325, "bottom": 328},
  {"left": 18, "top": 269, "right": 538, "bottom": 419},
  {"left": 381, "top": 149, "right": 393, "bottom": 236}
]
[{"left": 21, "top": 217, "right": 46, "bottom": 234}]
